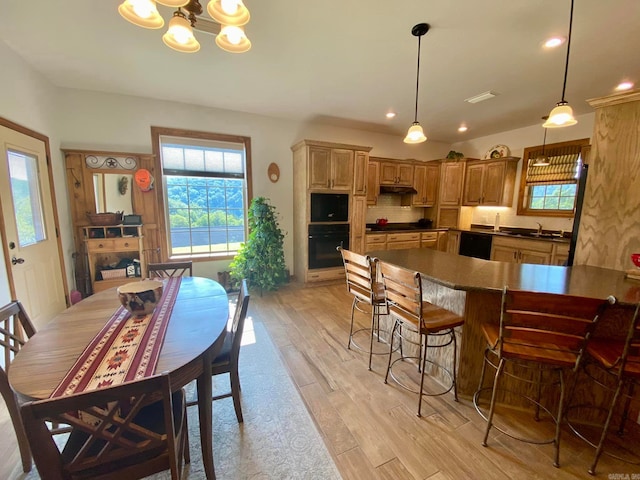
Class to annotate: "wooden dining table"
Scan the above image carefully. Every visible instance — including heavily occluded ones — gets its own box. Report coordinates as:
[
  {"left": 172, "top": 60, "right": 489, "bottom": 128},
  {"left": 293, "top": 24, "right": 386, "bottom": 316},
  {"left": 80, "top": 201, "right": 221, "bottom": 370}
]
[{"left": 9, "top": 276, "right": 229, "bottom": 480}]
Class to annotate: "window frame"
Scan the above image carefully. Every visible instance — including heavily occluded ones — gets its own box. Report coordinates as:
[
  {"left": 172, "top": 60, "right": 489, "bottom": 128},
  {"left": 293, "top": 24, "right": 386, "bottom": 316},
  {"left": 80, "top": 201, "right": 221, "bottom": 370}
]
[
  {"left": 516, "top": 138, "right": 590, "bottom": 218},
  {"left": 151, "top": 126, "right": 253, "bottom": 262}
]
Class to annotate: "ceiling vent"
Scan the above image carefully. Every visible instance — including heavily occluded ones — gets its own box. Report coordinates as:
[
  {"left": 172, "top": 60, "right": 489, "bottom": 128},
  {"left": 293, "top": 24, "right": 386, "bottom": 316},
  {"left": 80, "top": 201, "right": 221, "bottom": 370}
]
[{"left": 464, "top": 91, "right": 498, "bottom": 104}]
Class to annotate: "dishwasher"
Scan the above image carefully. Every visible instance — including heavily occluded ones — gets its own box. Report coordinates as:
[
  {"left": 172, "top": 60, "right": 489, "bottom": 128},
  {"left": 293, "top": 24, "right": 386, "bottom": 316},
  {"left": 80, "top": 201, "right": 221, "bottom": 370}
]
[{"left": 458, "top": 231, "right": 493, "bottom": 260}]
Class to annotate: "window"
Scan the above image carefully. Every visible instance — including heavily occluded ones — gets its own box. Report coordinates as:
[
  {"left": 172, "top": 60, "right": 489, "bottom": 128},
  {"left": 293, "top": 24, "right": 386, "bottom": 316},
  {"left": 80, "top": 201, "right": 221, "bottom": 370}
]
[
  {"left": 151, "top": 127, "right": 252, "bottom": 259},
  {"left": 517, "top": 138, "right": 589, "bottom": 217}
]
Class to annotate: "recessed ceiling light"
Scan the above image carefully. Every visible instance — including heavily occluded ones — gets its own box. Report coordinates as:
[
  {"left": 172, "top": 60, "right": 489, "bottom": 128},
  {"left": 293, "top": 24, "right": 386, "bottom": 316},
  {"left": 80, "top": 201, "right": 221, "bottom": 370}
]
[
  {"left": 464, "top": 91, "right": 498, "bottom": 104},
  {"left": 544, "top": 36, "right": 566, "bottom": 48},
  {"left": 458, "top": 126, "right": 468, "bottom": 132},
  {"left": 615, "top": 81, "right": 634, "bottom": 91},
  {"left": 386, "top": 112, "right": 396, "bottom": 119}
]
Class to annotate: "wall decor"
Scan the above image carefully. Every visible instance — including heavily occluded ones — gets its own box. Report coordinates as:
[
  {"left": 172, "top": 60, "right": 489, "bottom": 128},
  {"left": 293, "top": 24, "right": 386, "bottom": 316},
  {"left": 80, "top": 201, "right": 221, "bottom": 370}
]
[{"left": 268, "top": 162, "right": 280, "bottom": 183}]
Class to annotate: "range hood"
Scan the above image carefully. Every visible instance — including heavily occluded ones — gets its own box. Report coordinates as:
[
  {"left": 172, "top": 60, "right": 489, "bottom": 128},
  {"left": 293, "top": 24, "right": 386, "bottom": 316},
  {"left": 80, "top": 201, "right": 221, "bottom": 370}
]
[{"left": 379, "top": 185, "right": 418, "bottom": 195}]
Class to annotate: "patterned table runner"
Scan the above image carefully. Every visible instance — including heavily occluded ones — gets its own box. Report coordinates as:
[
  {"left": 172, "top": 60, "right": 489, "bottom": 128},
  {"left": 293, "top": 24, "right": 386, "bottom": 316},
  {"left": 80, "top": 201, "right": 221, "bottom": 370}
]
[{"left": 50, "top": 277, "right": 182, "bottom": 398}]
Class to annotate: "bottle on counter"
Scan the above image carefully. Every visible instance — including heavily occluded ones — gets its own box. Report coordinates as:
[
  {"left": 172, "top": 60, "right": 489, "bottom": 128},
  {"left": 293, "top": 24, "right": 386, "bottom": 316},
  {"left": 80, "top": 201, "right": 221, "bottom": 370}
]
[{"left": 494, "top": 213, "right": 500, "bottom": 232}]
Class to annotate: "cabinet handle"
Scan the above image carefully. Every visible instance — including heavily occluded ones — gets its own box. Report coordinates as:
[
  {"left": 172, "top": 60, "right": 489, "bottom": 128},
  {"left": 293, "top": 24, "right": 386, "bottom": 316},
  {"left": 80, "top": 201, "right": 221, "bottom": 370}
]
[
  {"left": 98, "top": 243, "right": 104, "bottom": 248},
  {"left": 124, "top": 242, "right": 129, "bottom": 247},
  {"left": 513, "top": 251, "right": 517, "bottom": 260}
]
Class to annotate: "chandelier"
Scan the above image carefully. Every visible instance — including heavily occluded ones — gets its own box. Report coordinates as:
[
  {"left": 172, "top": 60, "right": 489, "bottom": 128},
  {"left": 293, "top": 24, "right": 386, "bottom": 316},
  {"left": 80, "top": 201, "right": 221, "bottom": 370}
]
[{"left": 118, "top": 0, "right": 251, "bottom": 53}]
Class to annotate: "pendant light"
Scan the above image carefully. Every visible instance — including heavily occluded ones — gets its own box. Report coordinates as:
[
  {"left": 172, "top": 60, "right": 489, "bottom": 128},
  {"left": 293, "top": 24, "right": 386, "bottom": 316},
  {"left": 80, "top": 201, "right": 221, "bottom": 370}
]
[
  {"left": 208, "top": 0, "right": 250, "bottom": 26},
  {"left": 543, "top": 0, "right": 577, "bottom": 128},
  {"left": 404, "top": 23, "right": 430, "bottom": 144},
  {"left": 532, "top": 118, "right": 551, "bottom": 166},
  {"left": 118, "top": 0, "right": 165, "bottom": 29},
  {"left": 162, "top": 9, "right": 201, "bottom": 53}
]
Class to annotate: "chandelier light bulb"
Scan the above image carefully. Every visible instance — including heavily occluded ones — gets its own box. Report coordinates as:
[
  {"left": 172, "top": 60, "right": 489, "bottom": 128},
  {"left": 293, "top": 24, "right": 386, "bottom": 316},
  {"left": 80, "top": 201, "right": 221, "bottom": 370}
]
[
  {"left": 225, "top": 25, "right": 243, "bottom": 45},
  {"left": 118, "top": 0, "right": 164, "bottom": 29},
  {"left": 156, "top": 0, "right": 189, "bottom": 6},
  {"left": 132, "top": 0, "right": 155, "bottom": 18},
  {"left": 221, "top": 0, "right": 240, "bottom": 15},
  {"left": 208, "top": 0, "right": 250, "bottom": 26},
  {"left": 216, "top": 24, "right": 251, "bottom": 52},
  {"left": 162, "top": 11, "right": 200, "bottom": 52}
]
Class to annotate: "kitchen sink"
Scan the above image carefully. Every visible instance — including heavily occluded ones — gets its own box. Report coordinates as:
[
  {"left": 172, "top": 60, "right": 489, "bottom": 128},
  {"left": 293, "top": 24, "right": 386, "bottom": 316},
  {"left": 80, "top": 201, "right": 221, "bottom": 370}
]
[{"left": 501, "top": 230, "right": 563, "bottom": 239}]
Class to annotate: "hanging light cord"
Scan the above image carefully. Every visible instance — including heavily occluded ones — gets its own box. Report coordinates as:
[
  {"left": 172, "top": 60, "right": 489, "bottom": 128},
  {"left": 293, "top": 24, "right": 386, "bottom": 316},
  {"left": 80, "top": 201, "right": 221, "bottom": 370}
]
[
  {"left": 541, "top": 127, "right": 547, "bottom": 154},
  {"left": 560, "top": 0, "right": 574, "bottom": 103},
  {"left": 413, "top": 33, "right": 422, "bottom": 123}
]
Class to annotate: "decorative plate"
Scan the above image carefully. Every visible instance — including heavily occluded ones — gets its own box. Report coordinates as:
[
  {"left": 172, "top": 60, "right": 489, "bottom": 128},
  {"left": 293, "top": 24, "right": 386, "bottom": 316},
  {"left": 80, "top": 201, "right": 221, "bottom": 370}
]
[{"left": 484, "top": 144, "right": 510, "bottom": 159}]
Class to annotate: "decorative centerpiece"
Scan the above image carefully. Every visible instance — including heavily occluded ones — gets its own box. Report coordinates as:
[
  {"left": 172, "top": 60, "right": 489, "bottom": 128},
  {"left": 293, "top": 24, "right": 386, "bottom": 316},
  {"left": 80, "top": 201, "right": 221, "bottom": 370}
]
[{"left": 117, "top": 280, "right": 163, "bottom": 316}]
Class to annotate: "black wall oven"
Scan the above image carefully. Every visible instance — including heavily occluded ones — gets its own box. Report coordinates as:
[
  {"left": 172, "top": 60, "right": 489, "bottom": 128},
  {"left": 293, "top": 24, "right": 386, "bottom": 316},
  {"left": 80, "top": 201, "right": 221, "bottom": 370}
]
[
  {"left": 308, "top": 224, "right": 349, "bottom": 269},
  {"left": 310, "top": 193, "right": 349, "bottom": 223}
]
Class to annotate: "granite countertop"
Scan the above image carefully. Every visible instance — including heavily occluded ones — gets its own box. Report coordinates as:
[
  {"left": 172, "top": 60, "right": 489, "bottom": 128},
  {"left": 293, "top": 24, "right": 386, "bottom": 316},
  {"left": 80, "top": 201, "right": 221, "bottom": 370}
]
[
  {"left": 451, "top": 225, "right": 571, "bottom": 244},
  {"left": 370, "top": 248, "right": 640, "bottom": 304},
  {"left": 365, "top": 223, "right": 447, "bottom": 233}
]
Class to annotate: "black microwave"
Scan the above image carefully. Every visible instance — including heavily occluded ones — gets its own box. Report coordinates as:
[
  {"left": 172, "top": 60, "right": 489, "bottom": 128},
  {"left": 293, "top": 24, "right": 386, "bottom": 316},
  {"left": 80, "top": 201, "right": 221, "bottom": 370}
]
[{"left": 310, "top": 193, "right": 349, "bottom": 222}]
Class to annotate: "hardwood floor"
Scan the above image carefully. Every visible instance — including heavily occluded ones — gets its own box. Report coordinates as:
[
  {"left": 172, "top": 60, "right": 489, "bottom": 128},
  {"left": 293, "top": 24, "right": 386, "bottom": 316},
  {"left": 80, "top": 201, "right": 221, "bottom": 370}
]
[{"left": 2, "top": 281, "right": 638, "bottom": 479}]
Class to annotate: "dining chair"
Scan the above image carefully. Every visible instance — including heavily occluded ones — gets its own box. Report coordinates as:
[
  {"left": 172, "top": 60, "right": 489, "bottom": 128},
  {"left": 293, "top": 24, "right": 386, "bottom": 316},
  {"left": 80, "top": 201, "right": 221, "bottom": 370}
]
[
  {"left": 20, "top": 372, "right": 189, "bottom": 480},
  {"left": 188, "top": 278, "right": 250, "bottom": 423},
  {"left": 473, "top": 287, "right": 609, "bottom": 467},
  {"left": 0, "top": 300, "right": 36, "bottom": 473},
  {"left": 148, "top": 261, "right": 193, "bottom": 279},
  {"left": 377, "top": 260, "right": 464, "bottom": 416},
  {"left": 338, "top": 247, "right": 388, "bottom": 370},
  {"left": 569, "top": 298, "right": 640, "bottom": 475}
]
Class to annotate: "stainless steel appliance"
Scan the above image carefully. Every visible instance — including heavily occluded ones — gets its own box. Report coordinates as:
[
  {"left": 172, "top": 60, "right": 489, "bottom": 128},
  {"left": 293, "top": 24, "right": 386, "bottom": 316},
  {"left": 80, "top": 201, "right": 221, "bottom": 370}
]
[
  {"left": 308, "top": 224, "right": 349, "bottom": 269},
  {"left": 310, "top": 193, "right": 349, "bottom": 223}
]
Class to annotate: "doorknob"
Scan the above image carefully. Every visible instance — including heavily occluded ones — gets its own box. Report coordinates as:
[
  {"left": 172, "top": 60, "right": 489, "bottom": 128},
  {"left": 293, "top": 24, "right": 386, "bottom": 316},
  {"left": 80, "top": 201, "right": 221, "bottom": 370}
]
[{"left": 11, "top": 256, "right": 25, "bottom": 265}]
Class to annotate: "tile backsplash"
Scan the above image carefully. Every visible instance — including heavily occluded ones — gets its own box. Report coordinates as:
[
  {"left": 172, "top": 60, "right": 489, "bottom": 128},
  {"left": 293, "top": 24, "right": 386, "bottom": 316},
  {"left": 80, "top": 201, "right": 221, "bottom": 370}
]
[{"left": 365, "top": 195, "right": 428, "bottom": 224}]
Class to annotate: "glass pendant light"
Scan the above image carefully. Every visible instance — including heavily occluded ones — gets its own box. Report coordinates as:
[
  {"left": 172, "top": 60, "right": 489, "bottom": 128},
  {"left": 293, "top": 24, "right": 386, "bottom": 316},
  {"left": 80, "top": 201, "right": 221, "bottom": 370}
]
[
  {"left": 544, "top": 0, "right": 578, "bottom": 128},
  {"left": 216, "top": 25, "right": 251, "bottom": 53},
  {"left": 162, "top": 9, "right": 201, "bottom": 52},
  {"left": 208, "top": 0, "right": 250, "bottom": 26},
  {"left": 532, "top": 120, "right": 551, "bottom": 166},
  {"left": 404, "top": 23, "right": 430, "bottom": 144},
  {"left": 118, "top": 0, "right": 165, "bottom": 29},
  {"left": 156, "top": 0, "right": 189, "bottom": 6}
]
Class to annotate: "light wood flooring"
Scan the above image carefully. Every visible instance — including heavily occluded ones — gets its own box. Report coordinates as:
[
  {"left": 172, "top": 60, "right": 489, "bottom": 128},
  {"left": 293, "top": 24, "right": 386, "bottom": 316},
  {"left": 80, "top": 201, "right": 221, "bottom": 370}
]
[{"left": 2, "top": 281, "right": 639, "bottom": 479}]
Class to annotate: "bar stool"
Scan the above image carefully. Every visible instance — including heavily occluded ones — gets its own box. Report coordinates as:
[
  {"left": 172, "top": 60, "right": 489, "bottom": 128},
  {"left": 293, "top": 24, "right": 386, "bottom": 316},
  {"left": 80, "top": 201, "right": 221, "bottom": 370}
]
[
  {"left": 377, "top": 260, "right": 464, "bottom": 417},
  {"left": 473, "top": 287, "right": 609, "bottom": 467},
  {"left": 567, "top": 298, "right": 640, "bottom": 475},
  {"left": 338, "top": 247, "right": 388, "bottom": 370}
]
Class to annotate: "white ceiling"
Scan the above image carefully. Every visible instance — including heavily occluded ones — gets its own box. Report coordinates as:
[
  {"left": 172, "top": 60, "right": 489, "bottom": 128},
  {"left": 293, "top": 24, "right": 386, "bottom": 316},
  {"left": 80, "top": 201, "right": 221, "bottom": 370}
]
[{"left": 1, "top": 1, "right": 638, "bottom": 143}]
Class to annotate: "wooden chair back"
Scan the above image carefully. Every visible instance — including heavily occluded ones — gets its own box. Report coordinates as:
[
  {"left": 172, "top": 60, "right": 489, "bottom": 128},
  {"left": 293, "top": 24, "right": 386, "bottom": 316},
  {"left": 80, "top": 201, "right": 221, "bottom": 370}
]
[
  {"left": 148, "top": 261, "right": 193, "bottom": 279},
  {"left": 338, "top": 247, "right": 376, "bottom": 305},
  {"left": 20, "top": 373, "right": 188, "bottom": 480},
  {"left": 0, "top": 301, "right": 36, "bottom": 472},
  {"left": 498, "top": 288, "right": 609, "bottom": 368},
  {"left": 224, "top": 279, "right": 251, "bottom": 369},
  {"left": 377, "top": 260, "right": 422, "bottom": 330}
]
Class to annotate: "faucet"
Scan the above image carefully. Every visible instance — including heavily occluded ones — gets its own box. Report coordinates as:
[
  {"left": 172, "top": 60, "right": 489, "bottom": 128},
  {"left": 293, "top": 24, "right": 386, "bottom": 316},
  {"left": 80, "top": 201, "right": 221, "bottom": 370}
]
[{"left": 536, "top": 222, "right": 543, "bottom": 235}]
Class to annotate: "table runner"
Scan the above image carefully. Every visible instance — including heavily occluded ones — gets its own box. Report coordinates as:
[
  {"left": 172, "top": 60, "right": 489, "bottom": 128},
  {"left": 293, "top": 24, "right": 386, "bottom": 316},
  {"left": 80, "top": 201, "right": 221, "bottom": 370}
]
[{"left": 50, "top": 277, "right": 182, "bottom": 398}]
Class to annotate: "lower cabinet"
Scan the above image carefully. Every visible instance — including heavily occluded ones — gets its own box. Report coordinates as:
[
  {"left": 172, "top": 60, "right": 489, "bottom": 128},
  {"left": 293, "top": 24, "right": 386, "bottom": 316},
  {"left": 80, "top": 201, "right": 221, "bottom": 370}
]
[
  {"left": 366, "top": 231, "right": 446, "bottom": 253},
  {"left": 491, "top": 236, "right": 569, "bottom": 265},
  {"left": 447, "top": 230, "right": 461, "bottom": 254},
  {"left": 386, "top": 232, "right": 421, "bottom": 250}
]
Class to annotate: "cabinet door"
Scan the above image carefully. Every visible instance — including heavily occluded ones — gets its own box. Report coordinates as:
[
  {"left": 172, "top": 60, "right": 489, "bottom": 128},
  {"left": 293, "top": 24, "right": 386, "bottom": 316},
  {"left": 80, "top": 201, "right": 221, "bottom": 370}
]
[
  {"left": 398, "top": 163, "right": 414, "bottom": 185},
  {"left": 447, "top": 231, "right": 461, "bottom": 254},
  {"left": 439, "top": 162, "right": 465, "bottom": 206},
  {"left": 330, "top": 149, "right": 354, "bottom": 190},
  {"left": 379, "top": 161, "right": 398, "bottom": 184},
  {"left": 308, "top": 147, "right": 331, "bottom": 189},
  {"left": 424, "top": 164, "right": 439, "bottom": 206},
  {"left": 412, "top": 164, "right": 427, "bottom": 206},
  {"left": 491, "top": 245, "right": 519, "bottom": 263},
  {"left": 366, "top": 160, "right": 380, "bottom": 205},
  {"left": 350, "top": 195, "right": 367, "bottom": 254},
  {"left": 463, "top": 163, "right": 484, "bottom": 206},
  {"left": 482, "top": 161, "right": 506, "bottom": 205},
  {"left": 353, "top": 151, "right": 368, "bottom": 196}
]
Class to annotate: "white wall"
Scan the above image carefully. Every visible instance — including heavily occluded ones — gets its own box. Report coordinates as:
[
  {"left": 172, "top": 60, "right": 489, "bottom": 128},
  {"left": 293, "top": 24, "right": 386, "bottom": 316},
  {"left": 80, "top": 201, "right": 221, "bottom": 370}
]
[{"left": 451, "top": 113, "right": 595, "bottom": 233}]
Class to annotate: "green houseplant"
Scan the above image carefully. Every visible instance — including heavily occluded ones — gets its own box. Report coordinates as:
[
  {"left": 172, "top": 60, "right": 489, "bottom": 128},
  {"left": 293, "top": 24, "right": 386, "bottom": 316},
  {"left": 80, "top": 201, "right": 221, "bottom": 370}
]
[{"left": 230, "top": 197, "right": 287, "bottom": 294}]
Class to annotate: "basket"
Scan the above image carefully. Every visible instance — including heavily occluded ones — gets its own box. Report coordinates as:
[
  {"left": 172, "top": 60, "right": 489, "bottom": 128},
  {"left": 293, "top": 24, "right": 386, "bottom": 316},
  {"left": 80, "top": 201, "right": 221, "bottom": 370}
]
[
  {"left": 87, "top": 212, "right": 123, "bottom": 226},
  {"left": 100, "top": 268, "right": 127, "bottom": 280}
]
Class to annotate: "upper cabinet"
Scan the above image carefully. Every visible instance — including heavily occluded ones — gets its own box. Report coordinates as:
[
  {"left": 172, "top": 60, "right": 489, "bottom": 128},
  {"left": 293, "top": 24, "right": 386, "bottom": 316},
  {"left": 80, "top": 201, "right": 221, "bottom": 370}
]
[
  {"left": 366, "top": 159, "right": 380, "bottom": 205},
  {"left": 439, "top": 160, "right": 467, "bottom": 206},
  {"left": 353, "top": 150, "right": 369, "bottom": 196},
  {"left": 378, "top": 159, "right": 414, "bottom": 185},
  {"left": 308, "top": 146, "right": 353, "bottom": 191},
  {"left": 462, "top": 157, "right": 519, "bottom": 206},
  {"left": 412, "top": 162, "right": 439, "bottom": 207}
]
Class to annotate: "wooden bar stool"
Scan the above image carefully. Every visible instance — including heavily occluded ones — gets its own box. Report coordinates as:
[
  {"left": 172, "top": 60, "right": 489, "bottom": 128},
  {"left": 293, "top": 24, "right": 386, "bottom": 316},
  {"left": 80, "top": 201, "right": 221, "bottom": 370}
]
[
  {"left": 473, "top": 287, "right": 609, "bottom": 467},
  {"left": 567, "top": 298, "right": 640, "bottom": 475},
  {"left": 338, "top": 247, "right": 388, "bottom": 370},
  {"left": 377, "top": 260, "right": 464, "bottom": 417}
]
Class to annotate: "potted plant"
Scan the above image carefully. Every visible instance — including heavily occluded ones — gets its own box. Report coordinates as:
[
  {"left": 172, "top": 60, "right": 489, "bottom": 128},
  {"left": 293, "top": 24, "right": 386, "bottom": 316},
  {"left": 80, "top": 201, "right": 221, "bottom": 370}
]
[{"left": 230, "top": 197, "right": 287, "bottom": 294}]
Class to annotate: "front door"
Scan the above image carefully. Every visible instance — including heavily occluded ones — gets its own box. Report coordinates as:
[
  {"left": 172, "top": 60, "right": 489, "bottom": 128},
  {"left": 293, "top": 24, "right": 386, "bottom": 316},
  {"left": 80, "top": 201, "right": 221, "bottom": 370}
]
[{"left": 0, "top": 121, "right": 67, "bottom": 328}]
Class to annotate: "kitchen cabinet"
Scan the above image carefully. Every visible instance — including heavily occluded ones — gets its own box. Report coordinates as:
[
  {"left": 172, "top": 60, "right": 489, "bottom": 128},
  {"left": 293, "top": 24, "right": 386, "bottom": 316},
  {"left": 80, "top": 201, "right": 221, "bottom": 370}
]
[
  {"left": 463, "top": 157, "right": 519, "bottom": 206},
  {"left": 551, "top": 243, "right": 570, "bottom": 266},
  {"left": 438, "top": 161, "right": 466, "bottom": 206},
  {"left": 447, "top": 231, "right": 461, "bottom": 254},
  {"left": 350, "top": 195, "right": 367, "bottom": 254},
  {"left": 378, "top": 159, "right": 414, "bottom": 185},
  {"left": 421, "top": 232, "right": 438, "bottom": 249},
  {"left": 365, "top": 233, "right": 387, "bottom": 252},
  {"left": 366, "top": 160, "right": 380, "bottom": 205},
  {"left": 412, "top": 162, "right": 440, "bottom": 207},
  {"left": 491, "top": 236, "right": 554, "bottom": 265},
  {"left": 308, "top": 146, "right": 354, "bottom": 191},
  {"left": 353, "top": 151, "right": 369, "bottom": 196},
  {"left": 386, "top": 232, "right": 421, "bottom": 250},
  {"left": 84, "top": 225, "right": 146, "bottom": 293}
]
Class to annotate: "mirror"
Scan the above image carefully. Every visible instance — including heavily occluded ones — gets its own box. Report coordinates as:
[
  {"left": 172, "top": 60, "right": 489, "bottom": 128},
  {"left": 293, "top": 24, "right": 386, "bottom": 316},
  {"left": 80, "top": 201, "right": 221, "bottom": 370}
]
[{"left": 93, "top": 173, "right": 133, "bottom": 214}]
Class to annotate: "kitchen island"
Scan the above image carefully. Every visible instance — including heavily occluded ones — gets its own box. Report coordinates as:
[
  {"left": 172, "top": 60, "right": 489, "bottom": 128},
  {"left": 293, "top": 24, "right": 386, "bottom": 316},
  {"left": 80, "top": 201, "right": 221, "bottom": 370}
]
[{"left": 369, "top": 248, "right": 640, "bottom": 410}]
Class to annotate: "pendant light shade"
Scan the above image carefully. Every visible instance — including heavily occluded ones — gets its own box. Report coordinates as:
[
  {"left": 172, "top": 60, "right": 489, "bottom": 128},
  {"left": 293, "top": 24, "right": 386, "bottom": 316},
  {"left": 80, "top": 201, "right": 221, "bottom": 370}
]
[
  {"left": 208, "top": 0, "right": 250, "bottom": 26},
  {"left": 404, "top": 23, "right": 430, "bottom": 144},
  {"left": 215, "top": 25, "right": 251, "bottom": 53},
  {"left": 162, "top": 10, "right": 200, "bottom": 52},
  {"left": 532, "top": 119, "right": 551, "bottom": 166},
  {"left": 544, "top": 0, "right": 577, "bottom": 128},
  {"left": 156, "top": 0, "right": 189, "bottom": 6},
  {"left": 118, "top": 0, "right": 164, "bottom": 29}
]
